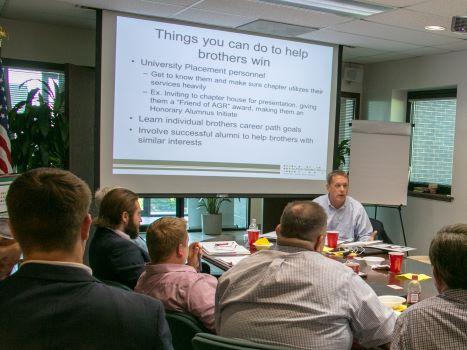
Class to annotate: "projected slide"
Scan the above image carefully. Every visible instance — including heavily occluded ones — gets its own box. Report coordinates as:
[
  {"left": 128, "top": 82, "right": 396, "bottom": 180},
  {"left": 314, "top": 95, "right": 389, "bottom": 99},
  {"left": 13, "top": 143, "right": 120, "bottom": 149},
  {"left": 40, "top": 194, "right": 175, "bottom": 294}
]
[{"left": 113, "top": 16, "right": 333, "bottom": 180}]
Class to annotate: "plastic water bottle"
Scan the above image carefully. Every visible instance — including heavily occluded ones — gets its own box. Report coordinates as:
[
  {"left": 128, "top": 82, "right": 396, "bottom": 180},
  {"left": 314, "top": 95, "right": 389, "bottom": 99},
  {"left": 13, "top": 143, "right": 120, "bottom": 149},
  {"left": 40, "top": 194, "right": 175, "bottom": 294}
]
[
  {"left": 407, "top": 275, "right": 421, "bottom": 305},
  {"left": 249, "top": 218, "right": 258, "bottom": 230},
  {"left": 247, "top": 219, "right": 259, "bottom": 247}
]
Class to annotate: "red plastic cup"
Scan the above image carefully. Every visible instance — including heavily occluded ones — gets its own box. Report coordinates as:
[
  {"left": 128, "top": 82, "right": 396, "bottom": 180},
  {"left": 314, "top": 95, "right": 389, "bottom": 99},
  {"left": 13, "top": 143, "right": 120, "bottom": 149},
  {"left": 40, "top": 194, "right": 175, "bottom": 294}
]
[
  {"left": 389, "top": 252, "right": 404, "bottom": 273},
  {"left": 345, "top": 262, "right": 360, "bottom": 273},
  {"left": 326, "top": 231, "right": 339, "bottom": 249},
  {"left": 247, "top": 229, "right": 260, "bottom": 247}
]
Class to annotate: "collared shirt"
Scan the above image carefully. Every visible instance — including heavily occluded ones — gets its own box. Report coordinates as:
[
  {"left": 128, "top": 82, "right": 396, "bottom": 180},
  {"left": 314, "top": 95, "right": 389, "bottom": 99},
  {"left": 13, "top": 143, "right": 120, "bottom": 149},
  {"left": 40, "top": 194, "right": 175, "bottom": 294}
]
[
  {"left": 215, "top": 245, "right": 396, "bottom": 350},
  {"left": 111, "top": 228, "right": 149, "bottom": 253},
  {"left": 132, "top": 236, "right": 149, "bottom": 253},
  {"left": 135, "top": 263, "right": 218, "bottom": 332},
  {"left": 391, "top": 289, "right": 467, "bottom": 350},
  {"left": 313, "top": 194, "right": 372, "bottom": 241},
  {"left": 21, "top": 260, "right": 93, "bottom": 275},
  {"left": 112, "top": 228, "right": 131, "bottom": 241}
]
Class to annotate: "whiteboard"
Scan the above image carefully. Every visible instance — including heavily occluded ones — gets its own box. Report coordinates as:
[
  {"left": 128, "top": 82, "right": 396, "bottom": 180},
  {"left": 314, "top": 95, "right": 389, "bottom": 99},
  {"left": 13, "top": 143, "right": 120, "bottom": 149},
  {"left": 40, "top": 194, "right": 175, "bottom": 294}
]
[{"left": 348, "top": 120, "right": 411, "bottom": 206}]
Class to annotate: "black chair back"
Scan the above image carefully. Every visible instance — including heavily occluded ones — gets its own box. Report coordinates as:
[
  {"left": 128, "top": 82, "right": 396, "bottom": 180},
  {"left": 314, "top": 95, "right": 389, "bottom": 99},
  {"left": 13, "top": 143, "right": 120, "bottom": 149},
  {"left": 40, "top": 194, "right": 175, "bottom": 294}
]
[
  {"left": 192, "top": 333, "right": 294, "bottom": 350},
  {"left": 369, "top": 218, "right": 393, "bottom": 244},
  {"left": 166, "top": 311, "right": 210, "bottom": 350}
]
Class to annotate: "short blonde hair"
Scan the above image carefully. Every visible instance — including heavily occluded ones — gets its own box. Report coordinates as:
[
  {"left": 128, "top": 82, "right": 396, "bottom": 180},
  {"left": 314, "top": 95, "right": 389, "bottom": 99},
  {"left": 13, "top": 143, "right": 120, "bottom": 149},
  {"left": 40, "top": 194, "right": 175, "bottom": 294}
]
[{"left": 146, "top": 217, "right": 188, "bottom": 263}]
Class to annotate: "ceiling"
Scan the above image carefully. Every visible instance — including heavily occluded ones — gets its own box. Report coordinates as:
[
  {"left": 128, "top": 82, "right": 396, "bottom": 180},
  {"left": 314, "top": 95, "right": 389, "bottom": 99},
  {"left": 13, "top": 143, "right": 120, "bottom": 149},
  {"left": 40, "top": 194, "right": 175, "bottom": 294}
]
[{"left": 0, "top": 0, "right": 467, "bottom": 63}]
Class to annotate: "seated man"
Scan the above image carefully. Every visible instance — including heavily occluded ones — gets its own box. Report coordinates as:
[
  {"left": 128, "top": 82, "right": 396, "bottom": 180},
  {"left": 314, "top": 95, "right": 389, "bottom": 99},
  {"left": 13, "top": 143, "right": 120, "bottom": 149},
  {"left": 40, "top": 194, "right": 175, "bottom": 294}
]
[
  {"left": 94, "top": 186, "right": 148, "bottom": 253},
  {"left": 89, "top": 187, "right": 149, "bottom": 289},
  {"left": 0, "top": 168, "right": 172, "bottom": 349},
  {"left": 216, "top": 201, "right": 395, "bottom": 349},
  {"left": 313, "top": 170, "right": 373, "bottom": 242},
  {"left": 392, "top": 224, "right": 467, "bottom": 350},
  {"left": 135, "top": 217, "right": 217, "bottom": 332}
]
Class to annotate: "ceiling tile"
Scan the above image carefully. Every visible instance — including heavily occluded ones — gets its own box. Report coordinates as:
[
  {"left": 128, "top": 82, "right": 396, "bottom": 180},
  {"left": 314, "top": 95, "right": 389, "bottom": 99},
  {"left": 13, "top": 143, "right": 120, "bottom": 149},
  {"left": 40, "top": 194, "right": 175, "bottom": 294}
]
[
  {"left": 408, "top": 0, "right": 467, "bottom": 17},
  {"left": 142, "top": 0, "right": 200, "bottom": 6},
  {"left": 433, "top": 39, "right": 467, "bottom": 51},
  {"left": 351, "top": 51, "right": 418, "bottom": 63},
  {"left": 173, "top": 8, "right": 254, "bottom": 28},
  {"left": 401, "top": 45, "right": 453, "bottom": 55},
  {"left": 238, "top": 20, "right": 317, "bottom": 37},
  {"left": 366, "top": 8, "right": 464, "bottom": 39},
  {"left": 332, "top": 18, "right": 458, "bottom": 45},
  {"left": 300, "top": 28, "right": 418, "bottom": 50},
  {"left": 58, "top": 0, "right": 186, "bottom": 18},
  {"left": 193, "top": 0, "right": 352, "bottom": 28},
  {"left": 360, "top": 0, "right": 427, "bottom": 7},
  {"left": 343, "top": 46, "right": 387, "bottom": 58}
]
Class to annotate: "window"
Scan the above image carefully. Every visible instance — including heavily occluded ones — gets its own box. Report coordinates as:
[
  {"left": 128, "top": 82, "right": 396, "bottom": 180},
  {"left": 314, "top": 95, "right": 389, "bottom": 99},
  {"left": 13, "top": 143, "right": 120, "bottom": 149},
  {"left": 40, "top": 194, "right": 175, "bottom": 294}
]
[
  {"left": 139, "top": 198, "right": 177, "bottom": 225},
  {"left": 338, "top": 92, "right": 360, "bottom": 171},
  {"left": 139, "top": 197, "right": 249, "bottom": 231},
  {"left": 406, "top": 89, "right": 457, "bottom": 196},
  {"left": 184, "top": 198, "right": 248, "bottom": 231},
  {"left": 6, "top": 67, "right": 65, "bottom": 109}
]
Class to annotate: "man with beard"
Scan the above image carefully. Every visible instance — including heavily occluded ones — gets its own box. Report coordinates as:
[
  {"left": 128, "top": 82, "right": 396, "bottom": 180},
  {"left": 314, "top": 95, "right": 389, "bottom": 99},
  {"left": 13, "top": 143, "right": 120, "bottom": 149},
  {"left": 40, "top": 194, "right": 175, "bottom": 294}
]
[{"left": 89, "top": 188, "right": 149, "bottom": 289}]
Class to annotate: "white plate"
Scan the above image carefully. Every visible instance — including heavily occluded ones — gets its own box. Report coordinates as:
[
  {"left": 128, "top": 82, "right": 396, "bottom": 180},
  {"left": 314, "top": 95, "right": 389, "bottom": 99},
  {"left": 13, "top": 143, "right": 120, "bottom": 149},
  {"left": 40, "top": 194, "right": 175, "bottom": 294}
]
[
  {"left": 363, "top": 256, "right": 385, "bottom": 266},
  {"left": 378, "top": 295, "right": 406, "bottom": 308}
]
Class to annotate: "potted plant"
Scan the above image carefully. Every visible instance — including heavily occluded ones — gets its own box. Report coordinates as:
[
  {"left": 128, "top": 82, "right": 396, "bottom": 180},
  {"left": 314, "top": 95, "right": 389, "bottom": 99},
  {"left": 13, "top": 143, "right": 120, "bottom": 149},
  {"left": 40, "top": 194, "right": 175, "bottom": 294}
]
[
  {"left": 197, "top": 197, "right": 231, "bottom": 235},
  {"left": 8, "top": 80, "right": 68, "bottom": 172},
  {"left": 336, "top": 139, "right": 350, "bottom": 170}
]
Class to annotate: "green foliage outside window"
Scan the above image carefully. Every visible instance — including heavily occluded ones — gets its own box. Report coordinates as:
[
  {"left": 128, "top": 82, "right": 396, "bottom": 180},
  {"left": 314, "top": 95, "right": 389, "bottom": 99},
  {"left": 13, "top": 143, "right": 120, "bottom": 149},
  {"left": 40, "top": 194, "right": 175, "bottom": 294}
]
[{"left": 8, "top": 80, "right": 68, "bottom": 172}]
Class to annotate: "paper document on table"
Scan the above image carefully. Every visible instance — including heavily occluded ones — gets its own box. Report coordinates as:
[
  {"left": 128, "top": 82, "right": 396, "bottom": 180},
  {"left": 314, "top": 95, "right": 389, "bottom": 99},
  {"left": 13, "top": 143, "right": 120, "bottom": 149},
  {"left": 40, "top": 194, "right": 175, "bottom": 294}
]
[
  {"left": 202, "top": 241, "right": 250, "bottom": 256},
  {"left": 216, "top": 256, "right": 249, "bottom": 267},
  {"left": 339, "top": 240, "right": 382, "bottom": 248},
  {"left": 369, "top": 243, "right": 416, "bottom": 252},
  {"left": 260, "top": 231, "right": 277, "bottom": 241}
]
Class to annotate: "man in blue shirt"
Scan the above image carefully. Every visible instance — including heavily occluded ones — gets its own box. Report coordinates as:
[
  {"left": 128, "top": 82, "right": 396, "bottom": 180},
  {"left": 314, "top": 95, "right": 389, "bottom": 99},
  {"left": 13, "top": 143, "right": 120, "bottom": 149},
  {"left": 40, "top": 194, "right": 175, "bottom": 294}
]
[{"left": 313, "top": 170, "right": 373, "bottom": 242}]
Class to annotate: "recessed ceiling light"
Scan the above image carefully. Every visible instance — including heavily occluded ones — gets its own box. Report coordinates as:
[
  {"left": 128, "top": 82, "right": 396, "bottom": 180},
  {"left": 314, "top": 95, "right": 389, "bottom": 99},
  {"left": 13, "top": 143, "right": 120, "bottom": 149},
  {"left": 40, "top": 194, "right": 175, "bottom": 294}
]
[
  {"left": 425, "top": 25, "right": 446, "bottom": 31},
  {"left": 260, "top": 0, "right": 392, "bottom": 18}
]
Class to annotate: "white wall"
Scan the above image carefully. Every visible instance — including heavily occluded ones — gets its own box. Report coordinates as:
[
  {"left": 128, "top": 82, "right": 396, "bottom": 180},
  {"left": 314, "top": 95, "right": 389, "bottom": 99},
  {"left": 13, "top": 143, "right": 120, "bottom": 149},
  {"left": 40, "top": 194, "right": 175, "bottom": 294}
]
[
  {"left": 362, "top": 50, "right": 467, "bottom": 254},
  {"left": 341, "top": 62, "right": 363, "bottom": 95},
  {"left": 0, "top": 17, "right": 95, "bottom": 66}
]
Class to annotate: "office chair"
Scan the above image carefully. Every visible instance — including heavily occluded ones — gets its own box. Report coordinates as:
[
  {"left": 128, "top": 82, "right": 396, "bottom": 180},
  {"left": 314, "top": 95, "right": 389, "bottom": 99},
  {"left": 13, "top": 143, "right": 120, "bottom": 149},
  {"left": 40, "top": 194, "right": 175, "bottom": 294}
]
[
  {"left": 192, "top": 333, "right": 294, "bottom": 350},
  {"left": 369, "top": 218, "right": 393, "bottom": 244},
  {"left": 166, "top": 311, "right": 211, "bottom": 350}
]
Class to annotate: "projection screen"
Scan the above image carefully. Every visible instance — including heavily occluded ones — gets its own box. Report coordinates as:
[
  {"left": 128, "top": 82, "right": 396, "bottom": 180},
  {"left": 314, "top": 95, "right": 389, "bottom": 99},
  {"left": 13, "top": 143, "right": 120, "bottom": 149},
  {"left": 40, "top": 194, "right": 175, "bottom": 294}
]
[{"left": 99, "top": 10, "right": 339, "bottom": 195}]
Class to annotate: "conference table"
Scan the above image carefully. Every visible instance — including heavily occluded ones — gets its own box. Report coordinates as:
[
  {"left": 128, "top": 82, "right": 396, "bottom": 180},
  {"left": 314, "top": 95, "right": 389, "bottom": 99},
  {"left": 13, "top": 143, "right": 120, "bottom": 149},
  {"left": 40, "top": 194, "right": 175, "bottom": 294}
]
[{"left": 200, "top": 234, "right": 438, "bottom": 301}]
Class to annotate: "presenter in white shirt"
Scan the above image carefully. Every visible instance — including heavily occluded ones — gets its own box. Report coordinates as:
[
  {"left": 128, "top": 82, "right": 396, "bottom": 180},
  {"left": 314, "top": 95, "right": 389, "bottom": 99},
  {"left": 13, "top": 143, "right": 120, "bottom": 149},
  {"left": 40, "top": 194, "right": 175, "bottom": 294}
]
[{"left": 313, "top": 170, "right": 374, "bottom": 242}]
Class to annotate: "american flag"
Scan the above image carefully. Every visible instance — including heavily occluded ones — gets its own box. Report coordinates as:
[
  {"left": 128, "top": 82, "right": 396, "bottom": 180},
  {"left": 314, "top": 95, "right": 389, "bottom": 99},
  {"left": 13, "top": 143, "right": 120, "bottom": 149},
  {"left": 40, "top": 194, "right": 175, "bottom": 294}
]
[{"left": 0, "top": 58, "right": 12, "bottom": 174}]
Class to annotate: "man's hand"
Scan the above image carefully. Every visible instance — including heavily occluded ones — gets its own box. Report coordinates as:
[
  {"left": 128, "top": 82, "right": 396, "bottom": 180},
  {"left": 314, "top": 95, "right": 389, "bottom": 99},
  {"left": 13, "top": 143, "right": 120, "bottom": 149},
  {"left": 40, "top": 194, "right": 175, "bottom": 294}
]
[
  {"left": 0, "top": 239, "right": 21, "bottom": 280},
  {"left": 369, "top": 230, "right": 378, "bottom": 241},
  {"left": 187, "top": 242, "right": 202, "bottom": 272}
]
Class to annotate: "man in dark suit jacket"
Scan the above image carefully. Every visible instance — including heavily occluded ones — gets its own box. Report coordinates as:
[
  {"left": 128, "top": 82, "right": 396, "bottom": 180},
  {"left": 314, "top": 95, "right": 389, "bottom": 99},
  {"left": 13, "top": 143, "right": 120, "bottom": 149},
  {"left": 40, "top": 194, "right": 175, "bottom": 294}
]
[
  {"left": 0, "top": 168, "right": 173, "bottom": 350},
  {"left": 89, "top": 188, "right": 149, "bottom": 289}
]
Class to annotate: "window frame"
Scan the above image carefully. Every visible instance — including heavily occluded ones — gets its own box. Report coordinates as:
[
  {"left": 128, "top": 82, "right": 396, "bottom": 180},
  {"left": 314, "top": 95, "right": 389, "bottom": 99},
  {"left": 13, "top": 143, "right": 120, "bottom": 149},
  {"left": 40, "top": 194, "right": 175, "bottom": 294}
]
[
  {"left": 139, "top": 197, "right": 250, "bottom": 232},
  {"left": 335, "top": 91, "right": 360, "bottom": 170},
  {"left": 3, "top": 58, "right": 66, "bottom": 109},
  {"left": 405, "top": 88, "right": 457, "bottom": 200}
]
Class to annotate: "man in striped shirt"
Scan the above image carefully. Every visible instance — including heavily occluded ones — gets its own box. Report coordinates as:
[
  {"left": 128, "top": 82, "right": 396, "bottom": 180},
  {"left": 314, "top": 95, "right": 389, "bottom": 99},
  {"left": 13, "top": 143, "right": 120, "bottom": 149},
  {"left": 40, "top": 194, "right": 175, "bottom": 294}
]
[
  {"left": 215, "top": 201, "right": 395, "bottom": 350},
  {"left": 391, "top": 224, "right": 467, "bottom": 350}
]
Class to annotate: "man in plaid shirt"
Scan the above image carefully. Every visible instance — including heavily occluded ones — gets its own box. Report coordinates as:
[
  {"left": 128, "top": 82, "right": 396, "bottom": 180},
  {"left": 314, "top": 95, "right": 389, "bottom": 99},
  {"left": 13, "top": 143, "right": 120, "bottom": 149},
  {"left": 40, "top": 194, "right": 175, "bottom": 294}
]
[{"left": 391, "top": 224, "right": 467, "bottom": 350}]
